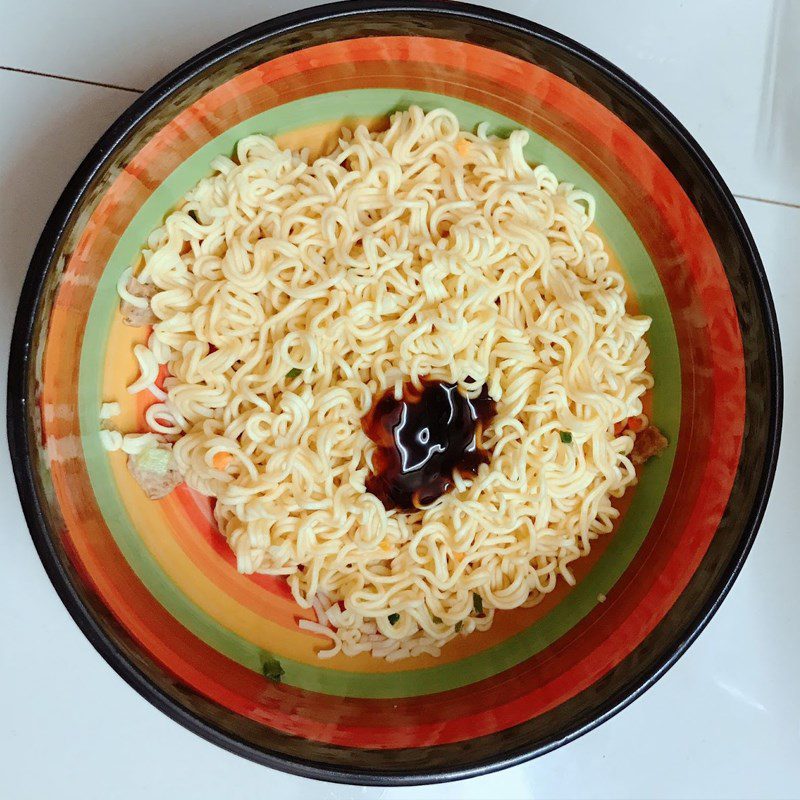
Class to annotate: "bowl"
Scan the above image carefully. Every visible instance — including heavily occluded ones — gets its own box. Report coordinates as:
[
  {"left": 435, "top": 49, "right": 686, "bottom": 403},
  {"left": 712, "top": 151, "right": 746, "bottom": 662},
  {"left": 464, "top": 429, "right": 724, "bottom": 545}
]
[{"left": 8, "top": 0, "right": 782, "bottom": 785}]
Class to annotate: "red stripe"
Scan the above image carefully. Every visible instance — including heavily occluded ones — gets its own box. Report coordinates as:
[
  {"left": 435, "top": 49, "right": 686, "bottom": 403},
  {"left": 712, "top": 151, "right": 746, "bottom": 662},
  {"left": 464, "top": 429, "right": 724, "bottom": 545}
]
[{"left": 45, "top": 36, "right": 746, "bottom": 748}]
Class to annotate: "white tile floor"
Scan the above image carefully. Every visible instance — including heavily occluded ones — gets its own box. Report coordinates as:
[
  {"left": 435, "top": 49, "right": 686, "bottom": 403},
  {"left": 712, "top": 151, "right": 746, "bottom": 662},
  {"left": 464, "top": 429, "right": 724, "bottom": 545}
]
[{"left": 1, "top": 3, "right": 798, "bottom": 798}]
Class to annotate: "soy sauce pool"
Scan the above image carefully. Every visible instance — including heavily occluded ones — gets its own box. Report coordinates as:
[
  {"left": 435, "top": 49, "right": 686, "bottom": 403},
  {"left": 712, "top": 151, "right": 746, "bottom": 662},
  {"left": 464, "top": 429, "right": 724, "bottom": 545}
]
[{"left": 362, "top": 380, "right": 496, "bottom": 510}]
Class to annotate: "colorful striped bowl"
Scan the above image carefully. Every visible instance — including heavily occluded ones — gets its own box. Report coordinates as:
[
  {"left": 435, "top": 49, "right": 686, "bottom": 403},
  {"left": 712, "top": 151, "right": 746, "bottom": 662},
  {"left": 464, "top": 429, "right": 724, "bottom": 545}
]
[{"left": 8, "top": 1, "right": 782, "bottom": 785}]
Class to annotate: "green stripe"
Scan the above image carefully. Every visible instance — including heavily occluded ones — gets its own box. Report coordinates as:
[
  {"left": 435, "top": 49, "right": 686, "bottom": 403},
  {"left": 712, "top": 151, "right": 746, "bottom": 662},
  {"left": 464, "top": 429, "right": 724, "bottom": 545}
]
[{"left": 79, "top": 88, "right": 680, "bottom": 698}]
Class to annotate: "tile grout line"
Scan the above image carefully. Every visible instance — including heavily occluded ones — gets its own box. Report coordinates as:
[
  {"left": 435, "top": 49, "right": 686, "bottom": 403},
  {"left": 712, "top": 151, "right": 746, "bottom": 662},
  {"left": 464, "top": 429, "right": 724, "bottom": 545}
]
[
  {"left": 733, "top": 193, "right": 800, "bottom": 211},
  {"left": 2, "top": 64, "right": 800, "bottom": 213},
  {"left": 0, "top": 65, "right": 144, "bottom": 94}
]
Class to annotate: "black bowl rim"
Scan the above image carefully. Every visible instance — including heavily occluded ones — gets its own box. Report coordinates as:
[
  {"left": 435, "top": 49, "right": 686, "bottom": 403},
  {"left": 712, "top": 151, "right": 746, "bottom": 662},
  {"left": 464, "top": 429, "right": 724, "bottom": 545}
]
[{"left": 7, "top": 0, "right": 783, "bottom": 786}]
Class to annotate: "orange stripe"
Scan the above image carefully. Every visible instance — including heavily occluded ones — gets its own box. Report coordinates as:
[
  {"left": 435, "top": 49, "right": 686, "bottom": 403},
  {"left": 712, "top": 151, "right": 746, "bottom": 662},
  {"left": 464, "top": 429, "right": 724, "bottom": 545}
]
[{"left": 160, "top": 488, "right": 313, "bottom": 627}]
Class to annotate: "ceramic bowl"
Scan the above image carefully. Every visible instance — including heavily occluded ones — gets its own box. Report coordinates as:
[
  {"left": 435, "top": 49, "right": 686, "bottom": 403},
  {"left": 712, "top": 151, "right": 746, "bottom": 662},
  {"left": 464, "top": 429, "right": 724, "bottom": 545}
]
[{"left": 8, "top": 0, "right": 782, "bottom": 785}]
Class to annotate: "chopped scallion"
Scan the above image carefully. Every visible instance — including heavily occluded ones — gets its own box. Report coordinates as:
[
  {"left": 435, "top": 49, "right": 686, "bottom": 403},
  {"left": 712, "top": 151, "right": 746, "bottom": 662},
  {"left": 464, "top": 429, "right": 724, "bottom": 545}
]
[{"left": 261, "top": 655, "right": 284, "bottom": 683}]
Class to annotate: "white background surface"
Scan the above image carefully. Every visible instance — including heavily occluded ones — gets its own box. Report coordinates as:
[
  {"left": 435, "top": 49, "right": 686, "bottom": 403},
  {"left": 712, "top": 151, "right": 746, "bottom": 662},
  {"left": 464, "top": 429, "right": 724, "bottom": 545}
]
[{"left": 1, "top": 2, "right": 798, "bottom": 798}]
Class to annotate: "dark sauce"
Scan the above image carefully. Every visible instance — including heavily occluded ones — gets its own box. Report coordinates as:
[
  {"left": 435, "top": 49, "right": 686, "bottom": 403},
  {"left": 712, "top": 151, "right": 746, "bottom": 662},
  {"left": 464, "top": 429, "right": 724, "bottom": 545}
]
[{"left": 362, "top": 380, "right": 497, "bottom": 510}]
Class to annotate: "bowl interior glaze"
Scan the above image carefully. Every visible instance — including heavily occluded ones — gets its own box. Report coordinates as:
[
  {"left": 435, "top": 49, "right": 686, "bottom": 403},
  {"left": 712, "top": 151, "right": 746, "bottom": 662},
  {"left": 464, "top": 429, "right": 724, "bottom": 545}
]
[{"left": 8, "top": 1, "right": 780, "bottom": 785}]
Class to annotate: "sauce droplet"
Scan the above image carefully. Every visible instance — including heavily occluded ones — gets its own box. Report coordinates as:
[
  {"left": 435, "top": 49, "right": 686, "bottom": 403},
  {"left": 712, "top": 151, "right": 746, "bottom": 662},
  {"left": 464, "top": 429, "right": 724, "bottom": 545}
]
[{"left": 362, "top": 380, "right": 496, "bottom": 510}]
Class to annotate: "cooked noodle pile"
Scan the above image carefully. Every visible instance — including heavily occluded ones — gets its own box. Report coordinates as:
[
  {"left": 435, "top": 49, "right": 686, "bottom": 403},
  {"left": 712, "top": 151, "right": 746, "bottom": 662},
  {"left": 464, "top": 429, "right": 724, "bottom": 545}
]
[{"left": 121, "top": 106, "right": 653, "bottom": 660}]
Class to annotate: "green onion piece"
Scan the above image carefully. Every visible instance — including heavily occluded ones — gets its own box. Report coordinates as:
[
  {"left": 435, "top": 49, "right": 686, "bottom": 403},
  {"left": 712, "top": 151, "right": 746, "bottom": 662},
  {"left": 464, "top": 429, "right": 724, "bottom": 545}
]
[
  {"left": 454, "top": 621, "right": 463, "bottom": 633},
  {"left": 431, "top": 615, "right": 442, "bottom": 625},
  {"left": 286, "top": 367, "right": 302, "bottom": 379},
  {"left": 135, "top": 447, "right": 171, "bottom": 475},
  {"left": 261, "top": 655, "right": 284, "bottom": 683},
  {"left": 472, "top": 592, "right": 484, "bottom": 614},
  {"left": 559, "top": 431, "right": 573, "bottom": 444},
  {"left": 388, "top": 612, "right": 400, "bottom": 625}
]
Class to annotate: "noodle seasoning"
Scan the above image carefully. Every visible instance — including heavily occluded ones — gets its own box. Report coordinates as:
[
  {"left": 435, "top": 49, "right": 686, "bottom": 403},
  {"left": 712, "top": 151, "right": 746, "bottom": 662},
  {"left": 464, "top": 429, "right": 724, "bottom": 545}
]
[{"left": 362, "top": 380, "right": 496, "bottom": 510}]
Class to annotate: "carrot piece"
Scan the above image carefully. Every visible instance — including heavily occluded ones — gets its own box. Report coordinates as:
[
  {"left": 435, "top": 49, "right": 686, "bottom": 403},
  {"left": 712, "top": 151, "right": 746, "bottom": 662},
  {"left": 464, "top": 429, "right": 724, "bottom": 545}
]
[
  {"left": 212, "top": 451, "right": 233, "bottom": 470},
  {"left": 456, "top": 138, "right": 470, "bottom": 157},
  {"left": 614, "top": 419, "right": 628, "bottom": 436},
  {"left": 627, "top": 416, "right": 644, "bottom": 433}
]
